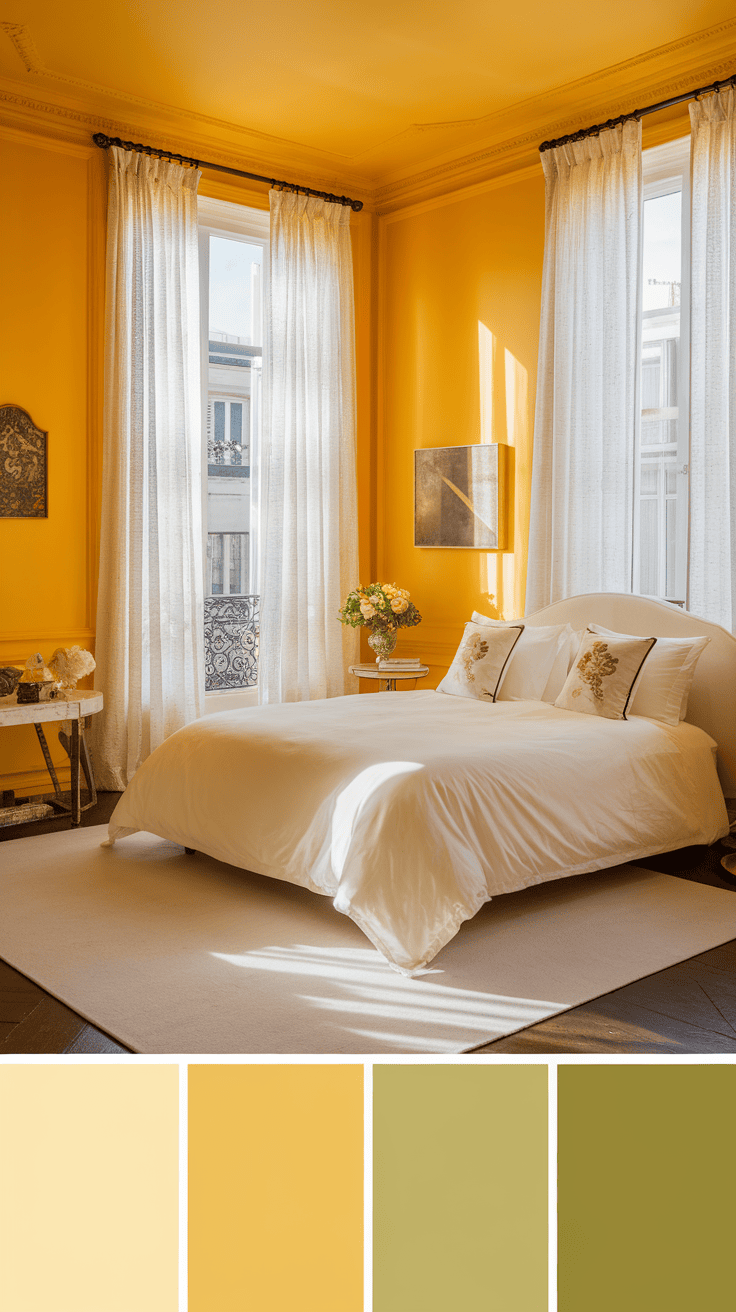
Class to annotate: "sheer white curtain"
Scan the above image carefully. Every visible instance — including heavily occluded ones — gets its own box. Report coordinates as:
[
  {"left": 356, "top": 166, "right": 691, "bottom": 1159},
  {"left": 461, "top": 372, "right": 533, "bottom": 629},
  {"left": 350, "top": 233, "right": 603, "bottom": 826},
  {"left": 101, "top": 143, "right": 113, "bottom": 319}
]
[
  {"left": 92, "top": 147, "right": 204, "bottom": 790},
  {"left": 258, "top": 190, "right": 359, "bottom": 703},
  {"left": 526, "top": 120, "right": 642, "bottom": 613},
  {"left": 689, "top": 89, "right": 736, "bottom": 630}
]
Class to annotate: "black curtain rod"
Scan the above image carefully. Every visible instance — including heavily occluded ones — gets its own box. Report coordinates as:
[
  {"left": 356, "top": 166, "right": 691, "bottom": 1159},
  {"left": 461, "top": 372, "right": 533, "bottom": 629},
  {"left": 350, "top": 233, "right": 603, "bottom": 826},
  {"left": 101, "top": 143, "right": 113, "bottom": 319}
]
[
  {"left": 539, "top": 69, "right": 736, "bottom": 153},
  {"left": 92, "top": 132, "right": 363, "bottom": 211}
]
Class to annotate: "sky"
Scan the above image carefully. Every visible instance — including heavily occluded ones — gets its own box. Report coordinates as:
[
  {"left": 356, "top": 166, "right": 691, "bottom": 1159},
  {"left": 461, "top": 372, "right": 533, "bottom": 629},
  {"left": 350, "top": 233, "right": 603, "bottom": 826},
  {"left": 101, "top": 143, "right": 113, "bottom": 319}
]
[
  {"left": 209, "top": 236, "right": 263, "bottom": 341},
  {"left": 642, "top": 189, "right": 681, "bottom": 312}
]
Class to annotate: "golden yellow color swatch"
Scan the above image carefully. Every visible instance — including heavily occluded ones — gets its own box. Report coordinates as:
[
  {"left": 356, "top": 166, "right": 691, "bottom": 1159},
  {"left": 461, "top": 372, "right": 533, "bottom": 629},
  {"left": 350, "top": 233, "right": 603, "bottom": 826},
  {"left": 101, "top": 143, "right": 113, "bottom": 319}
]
[
  {"left": 189, "top": 1064, "right": 363, "bottom": 1312},
  {"left": 0, "top": 1064, "right": 178, "bottom": 1312}
]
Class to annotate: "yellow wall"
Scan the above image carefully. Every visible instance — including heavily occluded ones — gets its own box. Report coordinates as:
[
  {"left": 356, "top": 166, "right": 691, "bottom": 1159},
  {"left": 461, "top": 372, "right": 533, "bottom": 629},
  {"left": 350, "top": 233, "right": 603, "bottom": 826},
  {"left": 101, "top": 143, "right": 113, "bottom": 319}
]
[
  {"left": 0, "top": 129, "right": 105, "bottom": 796},
  {"left": 0, "top": 102, "right": 693, "bottom": 790},
  {"left": 375, "top": 111, "right": 692, "bottom": 689},
  {"left": 377, "top": 168, "right": 545, "bottom": 685},
  {"left": 0, "top": 147, "right": 374, "bottom": 794}
]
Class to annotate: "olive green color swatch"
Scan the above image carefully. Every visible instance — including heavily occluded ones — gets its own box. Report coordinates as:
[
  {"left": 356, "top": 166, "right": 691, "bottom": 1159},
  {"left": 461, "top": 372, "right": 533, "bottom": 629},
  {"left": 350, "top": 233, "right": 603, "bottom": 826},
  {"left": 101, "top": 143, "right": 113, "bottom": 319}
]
[
  {"left": 558, "top": 1065, "right": 736, "bottom": 1312},
  {"left": 373, "top": 1064, "right": 547, "bottom": 1312}
]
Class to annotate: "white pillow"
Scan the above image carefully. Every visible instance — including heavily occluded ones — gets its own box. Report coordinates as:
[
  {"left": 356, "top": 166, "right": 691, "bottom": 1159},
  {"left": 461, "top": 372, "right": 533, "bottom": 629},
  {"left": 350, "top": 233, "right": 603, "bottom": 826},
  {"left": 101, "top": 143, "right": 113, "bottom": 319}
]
[
  {"left": 438, "top": 621, "right": 524, "bottom": 703},
  {"left": 541, "top": 626, "right": 580, "bottom": 703},
  {"left": 589, "top": 623, "right": 709, "bottom": 725},
  {"left": 555, "top": 630, "right": 657, "bottom": 720},
  {"left": 471, "top": 613, "right": 570, "bottom": 701}
]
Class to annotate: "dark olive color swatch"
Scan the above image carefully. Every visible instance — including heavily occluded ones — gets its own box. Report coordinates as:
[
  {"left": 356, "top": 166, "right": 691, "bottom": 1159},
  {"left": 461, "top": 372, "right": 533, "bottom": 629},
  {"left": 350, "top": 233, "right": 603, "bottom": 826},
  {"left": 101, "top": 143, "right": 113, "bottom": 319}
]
[
  {"left": 373, "top": 1065, "right": 547, "bottom": 1312},
  {"left": 558, "top": 1065, "right": 736, "bottom": 1312}
]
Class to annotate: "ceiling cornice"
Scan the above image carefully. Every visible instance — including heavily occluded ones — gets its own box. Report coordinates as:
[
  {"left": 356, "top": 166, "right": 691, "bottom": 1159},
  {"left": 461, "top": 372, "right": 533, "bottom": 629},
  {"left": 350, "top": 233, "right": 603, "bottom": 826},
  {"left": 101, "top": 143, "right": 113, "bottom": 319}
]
[
  {"left": 2, "top": 16, "right": 735, "bottom": 215},
  {"left": 372, "top": 21, "right": 736, "bottom": 210},
  {"left": 0, "top": 74, "right": 376, "bottom": 206}
]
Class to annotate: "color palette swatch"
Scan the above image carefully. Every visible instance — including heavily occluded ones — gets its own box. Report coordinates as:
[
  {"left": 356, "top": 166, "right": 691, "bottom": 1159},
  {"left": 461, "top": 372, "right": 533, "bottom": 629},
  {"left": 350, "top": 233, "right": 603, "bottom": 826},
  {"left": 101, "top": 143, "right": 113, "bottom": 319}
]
[
  {"left": 3, "top": 1060, "right": 732, "bottom": 1312},
  {"left": 0, "top": 1064, "right": 179, "bottom": 1312},
  {"left": 373, "top": 1065, "right": 548, "bottom": 1312},
  {"left": 188, "top": 1064, "right": 364, "bottom": 1312},
  {"left": 558, "top": 1064, "right": 736, "bottom": 1312}
]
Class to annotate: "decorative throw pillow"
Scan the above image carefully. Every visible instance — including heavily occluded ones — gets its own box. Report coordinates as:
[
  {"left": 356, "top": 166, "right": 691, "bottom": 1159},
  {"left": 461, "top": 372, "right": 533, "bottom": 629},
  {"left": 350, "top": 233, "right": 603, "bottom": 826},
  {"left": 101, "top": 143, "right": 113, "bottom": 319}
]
[
  {"left": 554, "top": 629, "right": 657, "bottom": 720},
  {"left": 588, "top": 624, "right": 709, "bottom": 725},
  {"left": 471, "top": 613, "right": 570, "bottom": 701},
  {"left": 437, "top": 622, "right": 524, "bottom": 703}
]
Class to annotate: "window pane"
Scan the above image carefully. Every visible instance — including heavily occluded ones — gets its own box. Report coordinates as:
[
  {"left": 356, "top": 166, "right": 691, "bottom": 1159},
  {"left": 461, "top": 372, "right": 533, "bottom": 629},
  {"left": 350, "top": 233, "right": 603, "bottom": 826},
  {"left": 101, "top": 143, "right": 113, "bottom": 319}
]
[
  {"left": 637, "top": 172, "right": 686, "bottom": 601},
  {"left": 640, "top": 500, "right": 659, "bottom": 596},
  {"left": 214, "top": 400, "right": 225, "bottom": 444},
  {"left": 642, "top": 192, "right": 681, "bottom": 311},
  {"left": 203, "top": 221, "right": 263, "bottom": 691},
  {"left": 665, "top": 498, "right": 678, "bottom": 598}
]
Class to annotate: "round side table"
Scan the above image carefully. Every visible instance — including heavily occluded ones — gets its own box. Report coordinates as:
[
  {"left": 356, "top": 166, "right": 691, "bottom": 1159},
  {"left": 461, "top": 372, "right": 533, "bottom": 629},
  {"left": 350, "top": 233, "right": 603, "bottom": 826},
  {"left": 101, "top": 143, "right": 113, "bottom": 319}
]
[{"left": 349, "top": 663, "right": 429, "bottom": 692}]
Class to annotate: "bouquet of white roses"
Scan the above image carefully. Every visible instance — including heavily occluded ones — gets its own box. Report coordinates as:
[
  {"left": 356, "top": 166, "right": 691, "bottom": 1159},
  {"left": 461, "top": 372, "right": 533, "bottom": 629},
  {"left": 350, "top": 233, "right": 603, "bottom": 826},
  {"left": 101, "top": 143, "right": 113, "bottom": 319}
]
[{"left": 337, "top": 583, "right": 421, "bottom": 633}]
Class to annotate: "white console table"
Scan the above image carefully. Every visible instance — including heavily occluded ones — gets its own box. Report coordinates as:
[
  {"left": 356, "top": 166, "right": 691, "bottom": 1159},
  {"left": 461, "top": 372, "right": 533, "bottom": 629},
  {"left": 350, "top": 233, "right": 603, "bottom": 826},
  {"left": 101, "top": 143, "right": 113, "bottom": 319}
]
[{"left": 0, "top": 690, "right": 103, "bottom": 826}]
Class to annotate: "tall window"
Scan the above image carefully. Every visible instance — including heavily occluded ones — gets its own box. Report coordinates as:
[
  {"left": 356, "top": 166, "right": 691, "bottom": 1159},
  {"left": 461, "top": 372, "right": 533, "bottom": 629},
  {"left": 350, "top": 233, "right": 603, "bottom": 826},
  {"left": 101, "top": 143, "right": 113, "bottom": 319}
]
[
  {"left": 635, "top": 138, "right": 691, "bottom": 603},
  {"left": 198, "top": 198, "right": 268, "bottom": 692}
]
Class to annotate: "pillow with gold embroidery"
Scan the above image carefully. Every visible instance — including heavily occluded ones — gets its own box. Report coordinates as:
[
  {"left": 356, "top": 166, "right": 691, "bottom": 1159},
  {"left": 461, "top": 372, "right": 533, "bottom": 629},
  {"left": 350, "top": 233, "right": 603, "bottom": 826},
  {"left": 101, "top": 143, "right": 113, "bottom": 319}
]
[
  {"left": 437, "top": 622, "right": 524, "bottom": 703},
  {"left": 554, "top": 629, "right": 657, "bottom": 720}
]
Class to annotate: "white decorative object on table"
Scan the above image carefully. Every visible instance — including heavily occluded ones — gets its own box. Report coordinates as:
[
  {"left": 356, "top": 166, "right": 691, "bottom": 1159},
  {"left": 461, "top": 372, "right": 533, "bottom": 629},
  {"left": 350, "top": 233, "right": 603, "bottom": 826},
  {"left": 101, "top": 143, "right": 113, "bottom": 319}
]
[{"left": 48, "top": 645, "right": 96, "bottom": 696}]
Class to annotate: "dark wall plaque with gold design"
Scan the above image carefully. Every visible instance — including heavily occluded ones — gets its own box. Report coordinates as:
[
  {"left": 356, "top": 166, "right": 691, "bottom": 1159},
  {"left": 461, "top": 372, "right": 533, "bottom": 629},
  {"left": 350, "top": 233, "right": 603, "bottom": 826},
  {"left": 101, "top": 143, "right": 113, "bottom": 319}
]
[{"left": 0, "top": 404, "right": 48, "bottom": 518}]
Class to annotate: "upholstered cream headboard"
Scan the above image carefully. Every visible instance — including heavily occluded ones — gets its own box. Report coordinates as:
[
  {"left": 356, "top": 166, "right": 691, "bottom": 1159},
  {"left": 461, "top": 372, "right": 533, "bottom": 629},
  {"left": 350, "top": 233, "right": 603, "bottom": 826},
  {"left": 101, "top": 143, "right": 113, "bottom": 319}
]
[{"left": 526, "top": 593, "right": 736, "bottom": 796}]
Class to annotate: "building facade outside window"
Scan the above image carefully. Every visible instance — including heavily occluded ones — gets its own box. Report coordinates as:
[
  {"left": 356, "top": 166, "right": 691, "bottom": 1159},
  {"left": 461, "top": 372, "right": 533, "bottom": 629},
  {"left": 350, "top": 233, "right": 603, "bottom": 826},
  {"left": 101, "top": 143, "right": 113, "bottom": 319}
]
[
  {"left": 635, "top": 137, "right": 691, "bottom": 605},
  {"left": 198, "top": 197, "right": 268, "bottom": 700}
]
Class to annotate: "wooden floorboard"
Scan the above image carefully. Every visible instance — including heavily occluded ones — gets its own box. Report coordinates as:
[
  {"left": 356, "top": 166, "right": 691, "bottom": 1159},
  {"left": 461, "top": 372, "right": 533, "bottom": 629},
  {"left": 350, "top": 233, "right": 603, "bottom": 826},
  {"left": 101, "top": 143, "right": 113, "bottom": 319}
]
[{"left": 1, "top": 794, "right": 736, "bottom": 1053}]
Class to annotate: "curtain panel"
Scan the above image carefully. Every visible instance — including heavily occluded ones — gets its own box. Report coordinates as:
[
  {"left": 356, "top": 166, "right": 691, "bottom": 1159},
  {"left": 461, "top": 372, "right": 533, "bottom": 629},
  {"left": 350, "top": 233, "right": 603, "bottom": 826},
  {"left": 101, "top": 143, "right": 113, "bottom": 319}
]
[
  {"left": 689, "top": 89, "right": 736, "bottom": 631},
  {"left": 258, "top": 190, "right": 359, "bottom": 703},
  {"left": 91, "top": 147, "right": 204, "bottom": 790},
  {"left": 526, "top": 120, "right": 642, "bottom": 613}
]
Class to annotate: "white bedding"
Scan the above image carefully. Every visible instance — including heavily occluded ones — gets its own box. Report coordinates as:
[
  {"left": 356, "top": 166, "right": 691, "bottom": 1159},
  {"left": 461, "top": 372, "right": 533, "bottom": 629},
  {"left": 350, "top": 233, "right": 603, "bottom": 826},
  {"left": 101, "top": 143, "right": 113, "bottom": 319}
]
[{"left": 108, "top": 691, "right": 728, "bottom": 973}]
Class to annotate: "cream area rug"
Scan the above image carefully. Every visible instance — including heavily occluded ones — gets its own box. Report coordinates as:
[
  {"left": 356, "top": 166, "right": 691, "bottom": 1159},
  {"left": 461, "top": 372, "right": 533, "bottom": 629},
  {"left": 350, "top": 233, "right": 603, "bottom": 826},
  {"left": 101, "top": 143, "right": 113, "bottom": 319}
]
[{"left": 3, "top": 826, "right": 736, "bottom": 1054}]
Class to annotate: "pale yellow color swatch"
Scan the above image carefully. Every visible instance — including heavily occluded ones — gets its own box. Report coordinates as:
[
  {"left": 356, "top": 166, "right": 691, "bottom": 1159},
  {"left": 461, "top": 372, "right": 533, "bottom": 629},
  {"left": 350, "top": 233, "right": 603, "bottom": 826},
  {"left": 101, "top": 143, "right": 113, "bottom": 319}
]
[
  {"left": 189, "top": 1064, "right": 363, "bottom": 1312},
  {"left": 0, "top": 1065, "right": 178, "bottom": 1312}
]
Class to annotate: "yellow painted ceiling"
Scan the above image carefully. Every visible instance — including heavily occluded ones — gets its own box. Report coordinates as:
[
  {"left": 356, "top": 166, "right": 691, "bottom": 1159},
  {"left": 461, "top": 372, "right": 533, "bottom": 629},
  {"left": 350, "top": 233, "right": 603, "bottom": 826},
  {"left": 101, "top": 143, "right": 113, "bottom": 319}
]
[{"left": 1, "top": 0, "right": 734, "bottom": 183}]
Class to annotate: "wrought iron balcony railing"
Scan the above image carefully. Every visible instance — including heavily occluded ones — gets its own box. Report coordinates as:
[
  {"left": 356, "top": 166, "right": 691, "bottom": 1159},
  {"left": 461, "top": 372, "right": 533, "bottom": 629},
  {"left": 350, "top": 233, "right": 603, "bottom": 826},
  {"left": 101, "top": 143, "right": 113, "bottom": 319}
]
[{"left": 204, "top": 595, "right": 259, "bottom": 692}]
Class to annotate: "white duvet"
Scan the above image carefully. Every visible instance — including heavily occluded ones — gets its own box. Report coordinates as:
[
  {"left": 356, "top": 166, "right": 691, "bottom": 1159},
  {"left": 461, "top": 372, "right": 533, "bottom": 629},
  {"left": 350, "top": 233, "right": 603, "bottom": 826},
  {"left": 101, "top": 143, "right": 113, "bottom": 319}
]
[{"left": 108, "top": 691, "right": 728, "bottom": 973}]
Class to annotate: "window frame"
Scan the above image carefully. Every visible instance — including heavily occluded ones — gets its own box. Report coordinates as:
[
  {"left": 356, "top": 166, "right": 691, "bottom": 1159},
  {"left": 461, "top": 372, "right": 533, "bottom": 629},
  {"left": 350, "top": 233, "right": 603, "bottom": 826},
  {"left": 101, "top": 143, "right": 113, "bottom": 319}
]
[
  {"left": 633, "top": 135, "right": 691, "bottom": 605},
  {"left": 198, "top": 196, "right": 269, "bottom": 708}
]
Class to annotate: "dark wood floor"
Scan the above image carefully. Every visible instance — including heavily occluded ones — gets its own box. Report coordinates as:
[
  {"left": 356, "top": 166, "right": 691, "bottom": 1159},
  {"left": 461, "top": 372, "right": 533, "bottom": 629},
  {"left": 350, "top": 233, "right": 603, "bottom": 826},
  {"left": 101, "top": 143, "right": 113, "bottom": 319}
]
[{"left": 1, "top": 792, "right": 735, "bottom": 1054}]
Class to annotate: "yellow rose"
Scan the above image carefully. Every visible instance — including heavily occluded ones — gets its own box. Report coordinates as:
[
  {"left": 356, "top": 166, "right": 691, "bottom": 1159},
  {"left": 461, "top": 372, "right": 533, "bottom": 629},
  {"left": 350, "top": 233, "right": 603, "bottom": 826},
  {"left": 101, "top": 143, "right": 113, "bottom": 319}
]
[
  {"left": 391, "top": 597, "right": 409, "bottom": 614},
  {"left": 360, "top": 600, "right": 376, "bottom": 619}
]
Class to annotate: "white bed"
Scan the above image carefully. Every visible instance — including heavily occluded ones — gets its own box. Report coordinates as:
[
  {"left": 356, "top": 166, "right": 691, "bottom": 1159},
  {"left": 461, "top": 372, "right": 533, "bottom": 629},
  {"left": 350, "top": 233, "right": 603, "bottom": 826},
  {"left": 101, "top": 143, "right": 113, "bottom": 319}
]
[{"left": 108, "top": 594, "right": 735, "bottom": 974}]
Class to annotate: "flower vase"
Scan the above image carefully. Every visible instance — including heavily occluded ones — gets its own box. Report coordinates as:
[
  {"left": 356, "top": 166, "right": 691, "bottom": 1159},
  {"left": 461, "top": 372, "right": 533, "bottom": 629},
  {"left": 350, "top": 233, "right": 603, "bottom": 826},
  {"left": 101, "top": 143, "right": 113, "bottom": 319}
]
[{"left": 367, "top": 628, "right": 398, "bottom": 664}]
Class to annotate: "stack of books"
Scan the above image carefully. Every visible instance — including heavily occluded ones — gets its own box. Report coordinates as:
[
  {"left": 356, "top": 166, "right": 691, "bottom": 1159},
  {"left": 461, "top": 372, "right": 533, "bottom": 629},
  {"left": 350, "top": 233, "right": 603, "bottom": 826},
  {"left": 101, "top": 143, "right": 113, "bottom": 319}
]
[{"left": 377, "top": 657, "right": 424, "bottom": 672}]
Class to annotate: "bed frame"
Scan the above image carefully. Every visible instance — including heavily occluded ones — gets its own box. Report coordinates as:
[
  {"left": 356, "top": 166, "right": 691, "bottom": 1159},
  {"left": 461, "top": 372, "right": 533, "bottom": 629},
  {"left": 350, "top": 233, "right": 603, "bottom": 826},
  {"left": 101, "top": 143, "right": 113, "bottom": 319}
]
[{"left": 526, "top": 593, "right": 736, "bottom": 796}]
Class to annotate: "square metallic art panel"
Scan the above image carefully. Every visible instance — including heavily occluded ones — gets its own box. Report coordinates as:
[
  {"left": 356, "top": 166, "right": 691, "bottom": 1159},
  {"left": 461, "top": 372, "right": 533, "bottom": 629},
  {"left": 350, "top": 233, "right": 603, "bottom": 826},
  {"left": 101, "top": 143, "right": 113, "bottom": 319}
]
[{"left": 414, "top": 444, "right": 506, "bottom": 549}]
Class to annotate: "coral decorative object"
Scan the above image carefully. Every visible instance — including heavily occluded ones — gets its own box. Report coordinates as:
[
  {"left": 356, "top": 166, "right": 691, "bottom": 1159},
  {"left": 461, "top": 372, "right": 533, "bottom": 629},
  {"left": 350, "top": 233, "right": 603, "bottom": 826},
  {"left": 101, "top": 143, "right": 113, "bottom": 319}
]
[{"left": 48, "top": 646, "right": 96, "bottom": 696}]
